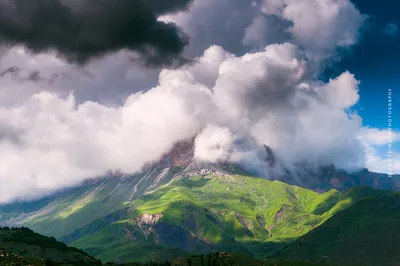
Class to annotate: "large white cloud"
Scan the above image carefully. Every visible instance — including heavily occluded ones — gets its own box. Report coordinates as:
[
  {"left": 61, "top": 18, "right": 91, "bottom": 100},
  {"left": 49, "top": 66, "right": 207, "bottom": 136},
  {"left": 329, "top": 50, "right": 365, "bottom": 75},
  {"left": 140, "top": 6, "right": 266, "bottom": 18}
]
[
  {"left": 260, "top": 0, "right": 366, "bottom": 60},
  {"left": 194, "top": 125, "right": 235, "bottom": 163},
  {"left": 0, "top": 43, "right": 366, "bottom": 203},
  {"left": 359, "top": 128, "right": 400, "bottom": 174},
  {"left": 0, "top": 0, "right": 385, "bottom": 203}
]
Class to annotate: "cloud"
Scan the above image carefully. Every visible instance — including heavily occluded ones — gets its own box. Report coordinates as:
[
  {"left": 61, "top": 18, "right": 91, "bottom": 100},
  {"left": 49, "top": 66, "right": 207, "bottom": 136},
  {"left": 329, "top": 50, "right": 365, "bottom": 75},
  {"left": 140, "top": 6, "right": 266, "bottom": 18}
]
[
  {"left": 383, "top": 23, "right": 399, "bottom": 35},
  {"left": 362, "top": 146, "right": 400, "bottom": 175},
  {"left": 0, "top": 0, "right": 374, "bottom": 203},
  {"left": 359, "top": 128, "right": 400, "bottom": 174},
  {"left": 0, "top": 0, "right": 193, "bottom": 66},
  {"left": 259, "top": 0, "right": 366, "bottom": 60},
  {"left": 0, "top": 0, "right": 366, "bottom": 107},
  {"left": 161, "top": 0, "right": 365, "bottom": 62},
  {"left": 242, "top": 14, "right": 292, "bottom": 49},
  {"left": 194, "top": 125, "right": 235, "bottom": 163},
  {"left": 360, "top": 128, "right": 400, "bottom": 146},
  {"left": 0, "top": 43, "right": 366, "bottom": 203},
  {"left": 0, "top": 46, "right": 160, "bottom": 105},
  {"left": 159, "top": 0, "right": 259, "bottom": 57}
]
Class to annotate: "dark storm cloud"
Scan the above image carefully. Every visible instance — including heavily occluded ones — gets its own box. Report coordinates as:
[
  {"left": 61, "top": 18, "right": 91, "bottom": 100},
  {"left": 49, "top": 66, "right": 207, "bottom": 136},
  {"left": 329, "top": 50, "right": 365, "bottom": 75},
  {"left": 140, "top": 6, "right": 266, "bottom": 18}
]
[{"left": 0, "top": 0, "right": 193, "bottom": 66}]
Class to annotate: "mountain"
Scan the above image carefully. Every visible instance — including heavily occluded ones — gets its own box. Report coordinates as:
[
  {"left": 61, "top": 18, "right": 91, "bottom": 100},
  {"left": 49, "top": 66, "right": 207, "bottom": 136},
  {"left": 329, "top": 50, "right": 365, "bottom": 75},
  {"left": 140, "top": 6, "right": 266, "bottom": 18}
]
[
  {"left": 147, "top": 140, "right": 400, "bottom": 193},
  {"left": 0, "top": 174, "right": 398, "bottom": 264},
  {"left": 0, "top": 140, "right": 397, "bottom": 239},
  {"left": 0, "top": 140, "right": 399, "bottom": 264},
  {"left": 0, "top": 227, "right": 101, "bottom": 265},
  {"left": 0, "top": 139, "right": 248, "bottom": 240},
  {"left": 0, "top": 170, "right": 177, "bottom": 240},
  {"left": 58, "top": 175, "right": 387, "bottom": 263},
  {"left": 278, "top": 165, "right": 400, "bottom": 193},
  {"left": 269, "top": 191, "right": 400, "bottom": 266}
]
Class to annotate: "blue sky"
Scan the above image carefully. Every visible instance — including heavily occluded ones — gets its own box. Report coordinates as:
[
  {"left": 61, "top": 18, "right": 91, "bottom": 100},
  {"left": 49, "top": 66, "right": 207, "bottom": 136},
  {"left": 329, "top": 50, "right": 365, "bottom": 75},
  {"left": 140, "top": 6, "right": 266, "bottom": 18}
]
[
  {"left": 324, "top": 0, "right": 400, "bottom": 157},
  {"left": 325, "top": 0, "right": 399, "bottom": 130},
  {"left": 323, "top": 0, "right": 400, "bottom": 157}
]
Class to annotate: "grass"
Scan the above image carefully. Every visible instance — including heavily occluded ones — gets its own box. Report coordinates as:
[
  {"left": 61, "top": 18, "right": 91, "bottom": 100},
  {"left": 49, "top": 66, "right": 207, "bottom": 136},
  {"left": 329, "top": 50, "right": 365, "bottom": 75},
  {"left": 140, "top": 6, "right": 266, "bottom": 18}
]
[
  {"left": 68, "top": 174, "right": 379, "bottom": 263},
  {"left": 2, "top": 172, "right": 396, "bottom": 265},
  {"left": 0, "top": 170, "right": 176, "bottom": 239},
  {"left": 269, "top": 192, "right": 400, "bottom": 266}
]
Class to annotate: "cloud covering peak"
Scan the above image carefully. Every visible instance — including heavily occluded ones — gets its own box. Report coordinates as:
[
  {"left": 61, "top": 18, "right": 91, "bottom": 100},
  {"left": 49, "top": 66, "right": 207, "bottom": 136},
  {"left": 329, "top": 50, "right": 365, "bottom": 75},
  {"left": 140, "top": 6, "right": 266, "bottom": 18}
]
[
  {"left": 0, "top": 43, "right": 365, "bottom": 203},
  {"left": 1, "top": 0, "right": 396, "bottom": 204}
]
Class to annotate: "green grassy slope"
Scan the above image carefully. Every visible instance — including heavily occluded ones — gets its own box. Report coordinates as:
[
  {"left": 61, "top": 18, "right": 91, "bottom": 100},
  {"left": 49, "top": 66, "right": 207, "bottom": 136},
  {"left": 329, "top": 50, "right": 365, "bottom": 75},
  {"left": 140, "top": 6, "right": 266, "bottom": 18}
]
[
  {"left": 0, "top": 168, "right": 181, "bottom": 239},
  {"left": 0, "top": 227, "right": 101, "bottom": 265},
  {"left": 269, "top": 192, "right": 400, "bottom": 266},
  {"left": 68, "top": 174, "right": 384, "bottom": 263}
]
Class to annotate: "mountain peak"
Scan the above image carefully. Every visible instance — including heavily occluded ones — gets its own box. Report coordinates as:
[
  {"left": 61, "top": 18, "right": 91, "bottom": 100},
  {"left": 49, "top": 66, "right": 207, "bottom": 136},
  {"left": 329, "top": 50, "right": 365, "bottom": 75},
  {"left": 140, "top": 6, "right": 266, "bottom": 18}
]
[{"left": 143, "top": 138, "right": 195, "bottom": 170}]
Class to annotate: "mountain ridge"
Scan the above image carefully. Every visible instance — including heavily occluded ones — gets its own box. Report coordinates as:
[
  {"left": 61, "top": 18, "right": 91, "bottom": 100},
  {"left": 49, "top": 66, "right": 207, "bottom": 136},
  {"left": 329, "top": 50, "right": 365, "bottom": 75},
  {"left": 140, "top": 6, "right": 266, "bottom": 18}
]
[
  {"left": 0, "top": 140, "right": 398, "bottom": 240},
  {"left": 0, "top": 140, "right": 399, "bottom": 264},
  {"left": 58, "top": 174, "right": 389, "bottom": 263}
]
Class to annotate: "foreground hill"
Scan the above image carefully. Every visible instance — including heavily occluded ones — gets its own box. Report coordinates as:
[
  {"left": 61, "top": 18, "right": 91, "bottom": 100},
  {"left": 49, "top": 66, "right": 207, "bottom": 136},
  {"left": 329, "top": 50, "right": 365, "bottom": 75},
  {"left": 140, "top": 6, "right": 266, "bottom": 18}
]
[
  {"left": 269, "top": 192, "right": 400, "bottom": 266},
  {"left": 0, "top": 227, "right": 334, "bottom": 266},
  {"left": 172, "top": 252, "right": 331, "bottom": 266},
  {"left": 62, "top": 173, "right": 386, "bottom": 263},
  {"left": 0, "top": 248, "right": 46, "bottom": 266},
  {"left": 0, "top": 227, "right": 101, "bottom": 265}
]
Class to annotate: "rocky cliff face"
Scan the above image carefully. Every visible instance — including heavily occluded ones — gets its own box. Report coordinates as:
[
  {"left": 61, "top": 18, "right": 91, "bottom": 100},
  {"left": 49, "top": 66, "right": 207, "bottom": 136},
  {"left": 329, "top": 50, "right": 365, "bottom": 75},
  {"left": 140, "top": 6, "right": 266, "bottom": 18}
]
[
  {"left": 143, "top": 139, "right": 400, "bottom": 192},
  {"left": 136, "top": 214, "right": 163, "bottom": 240},
  {"left": 143, "top": 139, "right": 195, "bottom": 170}
]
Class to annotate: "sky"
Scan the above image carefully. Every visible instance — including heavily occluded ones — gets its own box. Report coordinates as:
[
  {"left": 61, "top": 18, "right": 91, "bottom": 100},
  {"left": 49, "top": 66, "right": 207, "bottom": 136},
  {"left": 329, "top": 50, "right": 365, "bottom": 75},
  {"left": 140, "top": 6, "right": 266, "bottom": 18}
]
[
  {"left": 0, "top": 0, "right": 398, "bottom": 203},
  {"left": 324, "top": 0, "right": 400, "bottom": 167},
  {"left": 325, "top": 0, "right": 400, "bottom": 129}
]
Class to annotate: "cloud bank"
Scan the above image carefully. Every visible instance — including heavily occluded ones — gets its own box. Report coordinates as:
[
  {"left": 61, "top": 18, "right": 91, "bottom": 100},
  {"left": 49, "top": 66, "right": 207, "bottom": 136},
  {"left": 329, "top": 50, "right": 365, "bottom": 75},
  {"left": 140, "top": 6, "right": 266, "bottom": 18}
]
[
  {"left": 0, "top": 43, "right": 365, "bottom": 203},
  {"left": 0, "top": 0, "right": 366, "bottom": 105},
  {"left": 0, "top": 0, "right": 395, "bottom": 203},
  {"left": 161, "top": 0, "right": 366, "bottom": 60}
]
